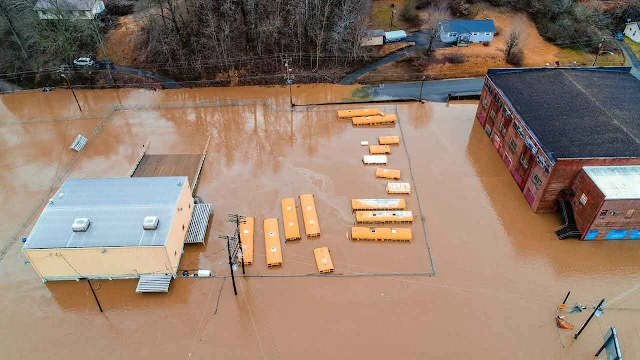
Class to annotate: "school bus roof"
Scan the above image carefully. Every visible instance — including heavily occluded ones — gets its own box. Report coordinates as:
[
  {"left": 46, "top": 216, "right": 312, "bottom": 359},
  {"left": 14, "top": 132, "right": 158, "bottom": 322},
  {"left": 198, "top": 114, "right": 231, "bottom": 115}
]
[{"left": 337, "top": 108, "right": 383, "bottom": 118}]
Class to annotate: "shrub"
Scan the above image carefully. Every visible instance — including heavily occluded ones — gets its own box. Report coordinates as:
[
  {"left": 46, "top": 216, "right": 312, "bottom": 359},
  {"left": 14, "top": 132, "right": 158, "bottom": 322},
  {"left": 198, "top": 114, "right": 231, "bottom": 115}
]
[
  {"left": 444, "top": 51, "right": 467, "bottom": 64},
  {"left": 506, "top": 47, "right": 524, "bottom": 66},
  {"left": 450, "top": 0, "right": 472, "bottom": 18},
  {"left": 494, "top": 26, "right": 501, "bottom": 36},
  {"left": 104, "top": 0, "right": 136, "bottom": 16},
  {"left": 482, "top": 41, "right": 490, "bottom": 46},
  {"left": 400, "top": 0, "right": 420, "bottom": 24}
]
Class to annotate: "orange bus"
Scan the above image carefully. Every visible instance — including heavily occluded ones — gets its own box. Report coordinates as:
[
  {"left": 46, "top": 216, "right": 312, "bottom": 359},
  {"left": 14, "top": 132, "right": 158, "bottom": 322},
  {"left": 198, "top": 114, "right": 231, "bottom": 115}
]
[
  {"left": 369, "top": 145, "right": 391, "bottom": 155},
  {"left": 281, "top": 197, "right": 301, "bottom": 241},
  {"left": 239, "top": 216, "right": 255, "bottom": 265},
  {"left": 378, "top": 136, "right": 400, "bottom": 145},
  {"left": 313, "top": 247, "right": 335, "bottom": 273},
  {"left": 355, "top": 211, "right": 414, "bottom": 224},
  {"left": 362, "top": 155, "right": 387, "bottom": 165},
  {"left": 264, "top": 218, "right": 283, "bottom": 266},
  {"left": 351, "top": 198, "right": 407, "bottom": 211},
  {"left": 337, "top": 108, "right": 383, "bottom": 119},
  {"left": 386, "top": 182, "right": 411, "bottom": 194},
  {"left": 376, "top": 167, "right": 401, "bottom": 180},
  {"left": 350, "top": 227, "right": 412, "bottom": 242},
  {"left": 352, "top": 114, "right": 397, "bottom": 127},
  {"left": 300, "top": 194, "right": 321, "bottom": 237}
]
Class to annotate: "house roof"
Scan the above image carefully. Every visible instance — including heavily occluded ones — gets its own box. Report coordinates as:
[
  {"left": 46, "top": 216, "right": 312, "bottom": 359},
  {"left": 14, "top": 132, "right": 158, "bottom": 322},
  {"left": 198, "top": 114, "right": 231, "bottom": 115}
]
[
  {"left": 34, "top": 0, "right": 97, "bottom": 11},
  {"left": 441, "top": 20, "right": 496, "bottom": 34},
  {"left": 488, "top": 67, "right": 640, "bottom": 161},
  {"left": 23, "top": 177, "right": 188, "bottom": 250},
  {"left": 363, "top": 29, "right": 385, "bottom": 37},
  {"left": 583, "top": 166, "right": 640, "bottom": 200}
]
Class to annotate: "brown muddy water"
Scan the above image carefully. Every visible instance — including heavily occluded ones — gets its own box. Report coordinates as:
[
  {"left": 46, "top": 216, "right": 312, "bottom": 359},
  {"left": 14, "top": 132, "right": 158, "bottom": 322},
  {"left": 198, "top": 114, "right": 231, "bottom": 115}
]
[{"left": 1, "top": 84, "right": 639, "bottom": 359}]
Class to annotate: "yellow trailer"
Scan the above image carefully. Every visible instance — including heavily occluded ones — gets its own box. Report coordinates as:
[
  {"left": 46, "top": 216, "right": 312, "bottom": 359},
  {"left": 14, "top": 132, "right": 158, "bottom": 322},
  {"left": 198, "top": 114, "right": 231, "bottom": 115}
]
[
  {"left": 386, "top": 182, "right": 411, "bottom": 194},
  {"left": 350, "top": 227, "right": 412, "bottom": 242},
  {"left": 352, "top": 114, "right": 397, "bottom": 127},
  {"left": 378, "top": 136, "right": 400, "bottom": 145},
  {"left": 239, "top": 216, "right": 255, "bottom": 265},
  {"left": 300, "top": 194, "right": 321, "bottom": 237},
  {"left": 376, "top": 167, "right": 401, "bottom": 180},
  {"left": 337, "top": 108, "right": 383, "bottom": 119},
  {"left": 351, "top": 198, "right": 407, "bottom": 211},
  {"left": 313, "top": 247, "right": 335, "bottom": 274},
  {"left": 369, "top": 145, "right": 391, "bottom": 155},
  {"left": 355, "top": 211, "right": 414, "bottom": 224},
  {"left": 281, "top": 198, "right": 301, "bottom": 241},
  {"left": 264, "top": 218, "right": 283, "bottom": 267}
]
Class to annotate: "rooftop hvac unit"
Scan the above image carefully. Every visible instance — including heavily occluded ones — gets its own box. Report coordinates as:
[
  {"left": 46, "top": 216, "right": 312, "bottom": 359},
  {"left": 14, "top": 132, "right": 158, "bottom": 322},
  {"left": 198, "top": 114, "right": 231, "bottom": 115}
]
[
  {"left": 71, "top": 218, "right": 91, "bottom": 232},
  {"left": 143, "top": 216, "right": 159, "bottom": 230}
]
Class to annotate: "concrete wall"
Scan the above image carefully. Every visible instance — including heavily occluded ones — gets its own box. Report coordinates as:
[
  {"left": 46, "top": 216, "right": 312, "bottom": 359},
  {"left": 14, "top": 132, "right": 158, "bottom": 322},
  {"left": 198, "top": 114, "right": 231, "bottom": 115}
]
[
  {"left": 24, "top": 246, "right": 171, "bottom": 281},
  {"left": 624, "top": 23, "right": 640, "bottom": 43},
  {"left": 164, "top": 180, "right": 194, "bottom": 273}
]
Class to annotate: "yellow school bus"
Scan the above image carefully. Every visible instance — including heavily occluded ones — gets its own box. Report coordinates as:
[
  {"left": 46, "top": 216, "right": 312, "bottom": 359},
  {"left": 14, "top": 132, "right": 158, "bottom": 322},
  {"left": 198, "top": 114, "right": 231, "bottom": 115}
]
[
  {"left": 300, "top": 194, "right": 321, "bottom": 237},
  {"left": 337, "top": 108, "right": 383, "bottom": 119},
  {"left": 376, "top": 167, "right": 401, "bottom": 180},
  {"left": 281, "top": 197, "right": 301, "bottom": 241},
  {"left": 378, "top": 136, "right": 400, "bottom": 145},
  {"left": 386, "top": 182, "right": 411, "bottom": 194},
  {"left": 351, "top": 198, "right": 407, "bottom": 211},
  {"left": 369, "top": 145, "right": 391, "bottom": 155},
  {"left": 350, "top": 227, "right": 413, "bottom": 242},
  {"left": 239, "top": 216, "right": 254, "bottom": 265},
  {"left": 313, "top": 247, "right": 335, "bottom": 274},
  {"left": 355, "top": 211, "right": 414, "bottom": 224},
  {"left": 264, "top": 218, "right": 283, "bottom": 266},
  {"left": 352, "top": 114, "right": 397, "bottom": 127}
]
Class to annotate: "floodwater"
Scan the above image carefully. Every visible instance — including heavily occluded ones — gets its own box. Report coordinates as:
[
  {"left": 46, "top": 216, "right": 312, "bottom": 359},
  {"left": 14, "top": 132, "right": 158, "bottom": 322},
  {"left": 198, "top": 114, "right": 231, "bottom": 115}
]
[{"left": 1, "top": 84, "right": 639, "bottom": 359}]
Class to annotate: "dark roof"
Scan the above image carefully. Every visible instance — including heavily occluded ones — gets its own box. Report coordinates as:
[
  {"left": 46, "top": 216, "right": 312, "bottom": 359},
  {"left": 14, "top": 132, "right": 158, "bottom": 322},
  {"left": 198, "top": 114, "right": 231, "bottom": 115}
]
[
  {"left": 488, "top": 67, "right": 640, "bottom": 160},
  {"left": 363, "top": 29, "right": 385, "bottom": 37},
  {"left": 34, "top": 0, "right": 97, "bottom": 11},
  {"left": 441, "top": 20, "right": 495, "bottom": 34}
]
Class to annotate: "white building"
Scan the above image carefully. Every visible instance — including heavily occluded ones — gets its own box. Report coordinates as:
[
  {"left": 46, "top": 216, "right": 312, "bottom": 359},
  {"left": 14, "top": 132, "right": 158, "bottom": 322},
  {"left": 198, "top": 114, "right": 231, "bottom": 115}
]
[
  {"left": 624, "top": 22, "right": 640, "bottom": 43},
  {"left": 34, "top": 0, "right": 105, "bottom": 20}
]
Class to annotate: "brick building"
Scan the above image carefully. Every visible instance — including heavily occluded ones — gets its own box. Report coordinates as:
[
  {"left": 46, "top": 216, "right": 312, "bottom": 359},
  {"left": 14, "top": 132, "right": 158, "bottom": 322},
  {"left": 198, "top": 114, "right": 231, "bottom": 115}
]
[{"left": 475, "top": 67, "right": 640, "bottom": 220}]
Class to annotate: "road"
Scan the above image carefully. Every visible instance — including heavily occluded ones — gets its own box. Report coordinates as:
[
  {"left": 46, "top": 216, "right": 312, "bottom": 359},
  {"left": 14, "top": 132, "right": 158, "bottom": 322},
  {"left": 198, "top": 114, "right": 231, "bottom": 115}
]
[
  {"left": 114, "top": 66, "right": 182, "bottom": 89},
  {"left": 618, "top": 40, "right": 640, "bottom": 80},
  {"left": 345, "top": 77, "right": 485, "bottom": 103}
]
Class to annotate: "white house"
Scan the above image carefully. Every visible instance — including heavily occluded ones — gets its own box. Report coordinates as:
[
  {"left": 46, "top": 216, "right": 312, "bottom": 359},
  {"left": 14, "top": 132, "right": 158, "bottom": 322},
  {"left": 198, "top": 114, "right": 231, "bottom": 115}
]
[
  {"left": 34, "top": 0, "right": 105, "bottom": 20},
  {"left": 440, "top": 20, "right": 496, "bottom": 46},
  {"left": 624, "top": 22, "right": 640, "bottom": 43}
]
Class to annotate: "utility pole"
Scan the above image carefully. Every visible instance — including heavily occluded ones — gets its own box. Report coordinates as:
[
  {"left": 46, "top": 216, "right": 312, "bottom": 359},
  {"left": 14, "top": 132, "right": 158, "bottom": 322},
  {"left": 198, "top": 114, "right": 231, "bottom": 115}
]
[
  {"left": 390, "top": 4, "right": 396, "bottom": 30},
  {"left": 284, "top": 57, "right": 294, "bottom": 110},
  {"left": 592, "top": 38, "right": 605, "bottom": 67},
  {"left": 87, "top": 280, "right": 103, "bottom": 312},
  {"left": 219, "top": 234, "right": 238, "bottom": 296},
  {"left": 574, "top": 299, "right": 606, "bottom": 340},
  {"left": 419, "top": 76, "right": 426, "bottom": 103},
  {"left": 227, "top": 213, "right": 246, "bottom": 275},
  {"left": 61, "top": 73, "right": 82, "bottom": 113}
]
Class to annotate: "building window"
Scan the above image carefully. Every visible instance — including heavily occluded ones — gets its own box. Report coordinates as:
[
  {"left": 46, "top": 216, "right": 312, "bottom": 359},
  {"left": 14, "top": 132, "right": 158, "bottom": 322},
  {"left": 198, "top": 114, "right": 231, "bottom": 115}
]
[
  {"left": 579, "top": 193, "right": 588, "bottom": 205},
  {"left": 499, "top": 123, "right": 506, "bottom": 136},
  {"left": 485, "top": 32, "right": 492, "bottom": 36},
  {"left": 625, "top": 209, "right": 635, "bottom": 219},
  {"left": 489, "top": 109, "right": 496, "bottom": 121},
  {"left": 599, "top": 210, "right": 608, "bottom": 219},
  {"left": 513, "top": 121, "right": 525, "bottom": 138},
  {"left": 448, "top": 32, "right": 458, "bottom": 37},
  {"left": 532, "top": 173, "right": 542, "bottom": 188},
  {"left": 482, "top": 96, "right": 489, "bottom": 108},
  {"left": 520, "top": 154, "right": 529, "bottom": 169},
  {"left": 508, "top": 138, "right": 517, "bottom": 153},
  {"left": 471, "top": 32, "right": 479, "bottom": 36}
]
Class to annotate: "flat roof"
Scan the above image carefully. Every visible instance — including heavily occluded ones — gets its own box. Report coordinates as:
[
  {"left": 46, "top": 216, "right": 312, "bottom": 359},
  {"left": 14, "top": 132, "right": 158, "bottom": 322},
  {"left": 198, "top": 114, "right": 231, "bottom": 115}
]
[
  {"left": 488, "top": 68, "right": 640, "bottom": 160},
  {"left": 441, "top": 20, "right": 496, "bottom": 34},
  {"left": 23, "top": 177, "right": 188, "bottom": 250},
  {"left": 584, "top": 166, "right": 640, "bottom": 200}
]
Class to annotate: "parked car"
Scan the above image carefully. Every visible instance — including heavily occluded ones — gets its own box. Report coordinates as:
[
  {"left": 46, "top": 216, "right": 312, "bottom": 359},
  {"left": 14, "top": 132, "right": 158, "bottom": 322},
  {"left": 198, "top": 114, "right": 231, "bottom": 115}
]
[
  {"left": 94, "top": 60, "right": 115, "bottom": 69},
  {"left": 73, "top": 57, "right": 94, "bottom": 66},
  {"left": 615, "top": 32, "right": 624, "bottom": 41}
]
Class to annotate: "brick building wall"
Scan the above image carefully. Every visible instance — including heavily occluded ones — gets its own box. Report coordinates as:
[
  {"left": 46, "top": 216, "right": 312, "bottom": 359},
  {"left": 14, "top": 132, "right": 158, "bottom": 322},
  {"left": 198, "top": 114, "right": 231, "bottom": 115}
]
[{"left": 570, "top": 170, "right": 605, "bottom": 236}]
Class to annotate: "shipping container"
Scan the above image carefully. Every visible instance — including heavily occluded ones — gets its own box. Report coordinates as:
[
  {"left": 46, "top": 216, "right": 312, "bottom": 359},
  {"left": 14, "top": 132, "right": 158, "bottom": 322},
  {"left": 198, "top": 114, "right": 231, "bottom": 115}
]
[
  {"left": 300, "top": 194, "right": 321, "bottom": 237},
  {"left": 350, "top": 227, "right": 412, "bottom": 242},
  {"left": 351, "top": 198, "right": 407, "bottom": 211},
  {"left": 281, "top": 198, "right": 301, "bottom": 241},
  {"left": 355, "top": 211, "right": 414, "bottom": 224},
  {"left": 263, "top": 218, "right": 283, "bottom": 266}
]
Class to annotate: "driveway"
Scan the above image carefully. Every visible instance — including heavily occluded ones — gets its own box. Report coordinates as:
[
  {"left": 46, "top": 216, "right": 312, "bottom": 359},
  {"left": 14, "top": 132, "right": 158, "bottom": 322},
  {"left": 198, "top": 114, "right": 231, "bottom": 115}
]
[
  {"left": 618, "top": 40, "right": 640, "bottom": 79},
  {"left": 114, "top": 66, "right": 182, "bottom": 89}
]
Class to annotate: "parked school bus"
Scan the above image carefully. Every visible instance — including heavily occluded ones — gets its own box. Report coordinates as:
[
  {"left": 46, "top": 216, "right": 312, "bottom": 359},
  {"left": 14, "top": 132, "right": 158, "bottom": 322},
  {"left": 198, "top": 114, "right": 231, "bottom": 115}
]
[
  {"left": 239, "top": 216, "right": 255, "bottom": 265},
  {"left": 376, "top": 167, "right": 401, "bottom": 180},
  {"left": 351, "top": 198, "right": 406, "bottom": 211},
  {"left": 352, "top": 114, "right": 397, "bottom": 127},
  {"left": 313, "top": 247, "right": 335, "bottom": 273},
  {"left": 355, "top": 211, "right": 414, "bottom": 224},
  {"left": 386, "top": 182, "right": 411, "bottom": 194},
  {"left": 300, "top": 194, "right": 321, "bottom": 237},
  {"left": 337, "top": 108, "right": 383, "bottom": 119},
  {"left": 281, "top": 198, "right": 301, "bottom": 241},
  {"left": 378, "top": 136, "right": 400, "bottom": 145},
  {"left": 369, "top": 145, "right": 391, "bottom": 155},
  {"left": 264, "top": 218, "right": 283, "bottom": 266},
  {"left": 350, "top": 227, "right": 412, "bottom": 242}
]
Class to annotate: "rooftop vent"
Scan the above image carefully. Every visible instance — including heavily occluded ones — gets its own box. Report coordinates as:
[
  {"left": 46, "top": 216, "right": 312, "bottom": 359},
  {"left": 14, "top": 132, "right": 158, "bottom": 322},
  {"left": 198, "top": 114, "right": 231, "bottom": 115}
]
[
  {"left": 143, "top": 216, "right": 159, "bottom": 230},
  {"left": 71, "top": 218, "right": 90, "bottom": 232}
]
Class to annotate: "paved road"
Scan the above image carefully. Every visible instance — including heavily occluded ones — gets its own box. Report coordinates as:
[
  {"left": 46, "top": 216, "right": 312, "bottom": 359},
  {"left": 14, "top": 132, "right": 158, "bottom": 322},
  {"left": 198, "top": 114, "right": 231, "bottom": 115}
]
[
  {"left": 114, "top": 66, "right": 182, "bottom": 89},
  {"left": 618, "top": 40, "right": 640, "bottom": 80},
  {"left": 340, "top": 30, "right": 450, "bottom": 85},
  {"left": 355, "top": 77, "right": 485, "bottom": 102}
]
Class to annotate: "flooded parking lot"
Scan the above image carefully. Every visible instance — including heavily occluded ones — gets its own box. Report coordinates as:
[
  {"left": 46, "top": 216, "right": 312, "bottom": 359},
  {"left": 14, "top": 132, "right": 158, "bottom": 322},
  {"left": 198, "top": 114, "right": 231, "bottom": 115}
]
[{"left": 1, "top": 85, "right": 639, "bottom": 359}]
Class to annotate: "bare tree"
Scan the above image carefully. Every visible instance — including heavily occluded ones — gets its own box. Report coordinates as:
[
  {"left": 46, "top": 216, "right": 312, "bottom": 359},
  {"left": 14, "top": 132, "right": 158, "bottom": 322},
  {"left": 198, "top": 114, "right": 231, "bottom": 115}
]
[{"left": 423, "top": 3, "right": 448, "bottom": 55}]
